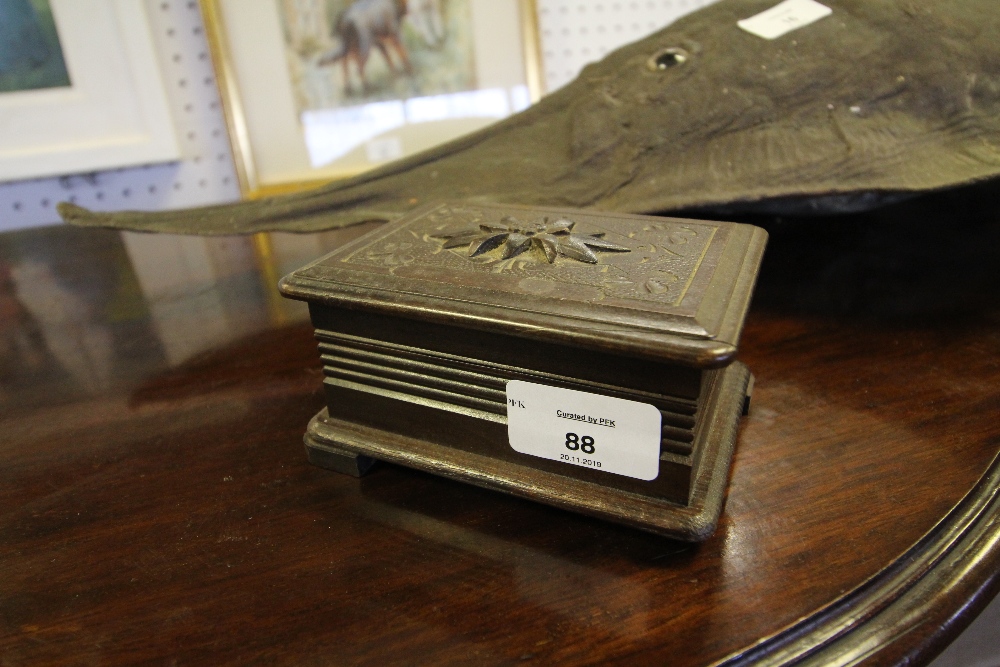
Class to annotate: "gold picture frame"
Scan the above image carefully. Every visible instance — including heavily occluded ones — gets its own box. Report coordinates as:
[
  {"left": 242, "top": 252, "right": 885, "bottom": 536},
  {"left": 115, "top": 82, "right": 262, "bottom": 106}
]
[{"left": 201, "top": 0, "right": 543, "bottom": 199}]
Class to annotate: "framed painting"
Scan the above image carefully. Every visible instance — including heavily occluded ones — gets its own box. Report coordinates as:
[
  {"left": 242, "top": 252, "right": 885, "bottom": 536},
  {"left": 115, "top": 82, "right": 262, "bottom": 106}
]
[
  {"left": 202, "top": 0, "right": 543, "bottom": 197},
  {"left": 0, "top": 0, "right": 180, "bottom": 182}
]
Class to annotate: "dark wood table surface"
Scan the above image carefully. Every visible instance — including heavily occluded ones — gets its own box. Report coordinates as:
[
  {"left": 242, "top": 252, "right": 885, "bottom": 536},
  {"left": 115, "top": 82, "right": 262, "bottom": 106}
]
[{"left": 3, "top": 185, "right": 1000, "bottom": 666}]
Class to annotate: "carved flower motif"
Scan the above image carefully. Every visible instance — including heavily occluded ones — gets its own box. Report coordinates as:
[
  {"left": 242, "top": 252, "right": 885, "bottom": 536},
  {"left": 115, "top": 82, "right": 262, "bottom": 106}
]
[{"left": 432, "top": 216, "right": 630, "bottom": 264}]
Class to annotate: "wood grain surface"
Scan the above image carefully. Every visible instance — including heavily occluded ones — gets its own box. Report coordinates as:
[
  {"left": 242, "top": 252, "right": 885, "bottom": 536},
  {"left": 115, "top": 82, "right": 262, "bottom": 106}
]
[{"left": 3, "top": 183, "right": 1000, "bottom": 665}]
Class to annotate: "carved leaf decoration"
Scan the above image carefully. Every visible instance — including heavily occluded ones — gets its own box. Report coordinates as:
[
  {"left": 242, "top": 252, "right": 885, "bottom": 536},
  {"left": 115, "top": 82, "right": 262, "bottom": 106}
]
[
  {"left": 536, "top": 234, "right": 560, "bottom": 263},
  {"left": 558, "top": 236, "right": 600, "bottom": 264},
  {"left": 431, "top": 225, "right": 477, "bottom": 239},
  {"left": 481, "top": 222, "right": 515, "bottom": 233},
  {"left": 579, "top": 235, "right": 630, "bottom": 252},
  {"left": 440, "top": 231, "right": 482, "bottom": 249},
  {"left": 435, "top": 216, "right": 631, "bottom": 264},
  {"left": 502, "top": 233, "right": 533, "bottom": 259},
  {"left": 470, "top": 232, "right": 509, "bottom": 256},
  {"left": 543, "top": 218, "right": 575, "bottom": 234}
]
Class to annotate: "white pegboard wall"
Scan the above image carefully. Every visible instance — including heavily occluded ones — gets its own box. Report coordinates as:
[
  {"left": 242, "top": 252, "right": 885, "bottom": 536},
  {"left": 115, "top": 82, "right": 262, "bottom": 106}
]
[
  {"left": 0, "top": 0, "right": 240, "bottom": 231},
  {"left": 537, "top": 0, "right": 720, "bottom": 93}
]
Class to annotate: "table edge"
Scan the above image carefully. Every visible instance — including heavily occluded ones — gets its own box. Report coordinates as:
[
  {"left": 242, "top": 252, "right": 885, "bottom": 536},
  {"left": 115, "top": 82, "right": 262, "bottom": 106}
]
[{"left": 715, "top": 451, "right": 1000, "bottom": 666}]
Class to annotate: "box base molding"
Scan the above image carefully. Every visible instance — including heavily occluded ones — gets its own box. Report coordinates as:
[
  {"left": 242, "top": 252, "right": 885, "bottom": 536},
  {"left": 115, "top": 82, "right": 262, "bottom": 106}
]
[{"left": 304, "top": 362, "right": 751, "bottom": 542}]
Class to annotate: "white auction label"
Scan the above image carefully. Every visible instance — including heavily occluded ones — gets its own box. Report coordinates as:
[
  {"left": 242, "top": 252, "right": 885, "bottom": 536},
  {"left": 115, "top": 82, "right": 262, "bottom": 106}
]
[
  {"left": 737, "top": 0, "right": 832, "bottom": 40},
  {"left": 506, "top": 380, "right": 662, "bottom": 481}
]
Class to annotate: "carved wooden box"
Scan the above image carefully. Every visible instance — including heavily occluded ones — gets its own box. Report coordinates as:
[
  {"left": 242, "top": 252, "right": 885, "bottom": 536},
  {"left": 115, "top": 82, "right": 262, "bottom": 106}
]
[{"left": 279, "top": 203, "right": 767, "bottom": 541}]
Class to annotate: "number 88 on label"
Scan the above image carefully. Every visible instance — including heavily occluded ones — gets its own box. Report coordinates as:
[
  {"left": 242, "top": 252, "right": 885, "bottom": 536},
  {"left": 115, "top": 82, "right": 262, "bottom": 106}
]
[{"left": 565, "top": 433, "right": 595, "bottom": 454}]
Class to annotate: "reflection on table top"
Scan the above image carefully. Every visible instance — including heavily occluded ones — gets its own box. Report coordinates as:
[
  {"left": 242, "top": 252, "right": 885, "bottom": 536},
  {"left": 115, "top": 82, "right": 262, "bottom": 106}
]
[{"left": 2, "top": 185, "right": 1000, "bottom": 665}]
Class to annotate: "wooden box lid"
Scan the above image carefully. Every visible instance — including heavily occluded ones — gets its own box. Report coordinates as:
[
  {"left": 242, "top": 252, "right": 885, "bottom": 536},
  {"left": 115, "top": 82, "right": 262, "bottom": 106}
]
[{"left": 279, "top": 203, "right": 767, "bottom": 367}]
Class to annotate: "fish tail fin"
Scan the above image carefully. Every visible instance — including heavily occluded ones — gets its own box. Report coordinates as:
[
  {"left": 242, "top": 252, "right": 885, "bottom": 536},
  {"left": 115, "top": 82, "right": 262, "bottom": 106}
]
[{"left": 56, "top": 194, "right": 393, "bottom": 236}]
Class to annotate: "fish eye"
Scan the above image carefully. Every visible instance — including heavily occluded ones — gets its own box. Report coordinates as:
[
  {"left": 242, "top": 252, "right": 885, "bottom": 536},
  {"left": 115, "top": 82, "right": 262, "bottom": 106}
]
[{"left": 647, "top": 47, "right": 689, "bottom": 71}]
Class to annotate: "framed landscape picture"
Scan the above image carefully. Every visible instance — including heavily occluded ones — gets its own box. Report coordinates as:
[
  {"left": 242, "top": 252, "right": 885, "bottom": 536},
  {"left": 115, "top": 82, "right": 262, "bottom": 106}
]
[
  {"left": 202, "top": 0, "right": 542, "bottom": 197},
  {"left": 0, "top": 0, "right": 179, "bottom": 182}
]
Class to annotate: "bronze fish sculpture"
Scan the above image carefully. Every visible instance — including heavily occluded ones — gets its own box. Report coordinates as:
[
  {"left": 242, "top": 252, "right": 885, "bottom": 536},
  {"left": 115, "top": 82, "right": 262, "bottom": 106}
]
[{"left": 59, "top": 0, "right": 1000, "bottom": 234}]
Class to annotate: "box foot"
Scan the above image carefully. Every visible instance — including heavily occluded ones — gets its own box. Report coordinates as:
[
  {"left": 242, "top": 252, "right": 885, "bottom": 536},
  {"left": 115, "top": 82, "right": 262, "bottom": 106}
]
[{"left": 305, "top": 441, "right": 377, "bottom": 477}]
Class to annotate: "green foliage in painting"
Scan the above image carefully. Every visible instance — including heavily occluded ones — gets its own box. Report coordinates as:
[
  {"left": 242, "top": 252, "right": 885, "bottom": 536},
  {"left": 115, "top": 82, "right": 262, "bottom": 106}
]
[{"left": 0, "top": 0, "right": 71, "bottom": 93}]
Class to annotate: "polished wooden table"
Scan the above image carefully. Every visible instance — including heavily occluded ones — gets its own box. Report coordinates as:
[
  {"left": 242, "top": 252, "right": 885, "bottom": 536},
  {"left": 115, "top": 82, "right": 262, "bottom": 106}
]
[{"left": 3, "top": 186, "right": 1000, "bottom": 665}]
